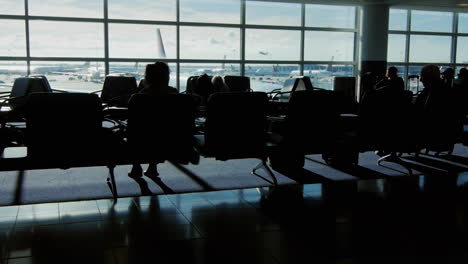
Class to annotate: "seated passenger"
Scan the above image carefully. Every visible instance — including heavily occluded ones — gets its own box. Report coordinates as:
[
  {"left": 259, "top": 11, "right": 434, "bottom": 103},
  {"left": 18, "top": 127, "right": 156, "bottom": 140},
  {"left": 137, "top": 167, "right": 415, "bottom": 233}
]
[
  {"left": 441, "top": 67, "right": 455, "bottom": 88},
  {"left": 414, "top": 64, "right": 460, "bottom": 150},
  {"left": 455, "top": 67, "right": 468, "bottom": 117},
  {"left": 375, "top": 67, "right": 404, "bottom": 91},
  {"left": 129, "top": 62, "right": 178, "bottom": 178},
  {"left": 211, "top": 75, "right": 229, "bottom": 93}
]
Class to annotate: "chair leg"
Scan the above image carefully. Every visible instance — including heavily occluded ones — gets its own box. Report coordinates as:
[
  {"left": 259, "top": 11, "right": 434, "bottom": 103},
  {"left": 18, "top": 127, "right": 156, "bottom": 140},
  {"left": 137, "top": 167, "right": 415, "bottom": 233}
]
[
  {"left": 252, "top": 159, "right": 278, "bottom": 186},
  {"left": 377, "top": 152, "right": 413, "bottom": 176},
  {"left": 106, "top": 165, "right": 118, "bottom": 200}
]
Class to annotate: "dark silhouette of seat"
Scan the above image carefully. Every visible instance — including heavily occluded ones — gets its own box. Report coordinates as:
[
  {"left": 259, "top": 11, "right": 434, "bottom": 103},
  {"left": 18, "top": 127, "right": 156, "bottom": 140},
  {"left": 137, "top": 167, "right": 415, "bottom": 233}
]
[
  {"left": 101, "top": 74, "right": 138, "bottom": 107},
  {"left": 127, "top": 93, "right": 197, "bottom": 166},
  {"left": 359, "top": 85, "right": 417, "bottom": 174},
  {"left": 1, "top": 76, "right": 52, "bottom": 111},
  {"left": 271, "top": 76, "right": 313, "bottom": 102},
  {"left": 195, "top": 92, "right": 277, "bottom": 185},
  {"left": 25, "top": 92, "right": 123, "bottom": 197},
  {"left": 269, "top": 90, "right": 357, "bottom": 170},
  {"left": 223, "top": 76, "right": 251, "bottom": 92}
]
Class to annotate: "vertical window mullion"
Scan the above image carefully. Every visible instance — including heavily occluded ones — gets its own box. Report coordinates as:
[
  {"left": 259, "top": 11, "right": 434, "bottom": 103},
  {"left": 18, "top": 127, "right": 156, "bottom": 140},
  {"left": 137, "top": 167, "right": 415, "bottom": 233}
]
[
  {"left": 452, "top": 12, "right": 459, "bottom": 67},
  {"left": 25, "top": 0, "right": 30, "bottom": 74},
  {"left": 405, "top": 9, "right": 411, "bottom": 84},
  {"left": 104, "top": 0, "right": 109, "bottom": 75},
  {"left": 240, "top": 0, "right": 246, "bottom": 77},
  {"left": 176, "top": 0, "right": 180, "bottom": 90},
  {"left": 300, "top": 3, "right": 305, "bottom": 75}
]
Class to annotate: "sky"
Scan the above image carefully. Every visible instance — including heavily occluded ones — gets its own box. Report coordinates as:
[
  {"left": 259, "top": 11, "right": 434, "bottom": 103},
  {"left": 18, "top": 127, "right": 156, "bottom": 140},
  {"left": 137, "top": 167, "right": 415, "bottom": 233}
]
[{"left": 0, "top": 0, "right": 465, "bottom": 64}]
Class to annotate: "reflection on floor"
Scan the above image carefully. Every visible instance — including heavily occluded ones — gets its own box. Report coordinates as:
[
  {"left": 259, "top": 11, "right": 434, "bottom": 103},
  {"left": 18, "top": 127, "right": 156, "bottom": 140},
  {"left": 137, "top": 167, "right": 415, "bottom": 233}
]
[{"left": 1, "top": 172, "right": 468, "bottom": 264}]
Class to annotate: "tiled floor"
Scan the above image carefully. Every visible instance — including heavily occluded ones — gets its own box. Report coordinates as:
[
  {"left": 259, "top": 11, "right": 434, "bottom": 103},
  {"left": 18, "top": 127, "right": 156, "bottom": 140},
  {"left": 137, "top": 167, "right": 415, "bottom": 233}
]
[{"left": 1, "top": 173, "right": 468, "bottom": 264}]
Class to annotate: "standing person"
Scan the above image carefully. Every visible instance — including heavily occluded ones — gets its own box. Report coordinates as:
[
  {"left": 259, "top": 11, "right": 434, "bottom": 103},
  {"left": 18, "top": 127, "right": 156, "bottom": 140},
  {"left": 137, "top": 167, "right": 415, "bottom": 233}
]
[{"left": 128, "top": 62, "right": 178, "bottom": 178}]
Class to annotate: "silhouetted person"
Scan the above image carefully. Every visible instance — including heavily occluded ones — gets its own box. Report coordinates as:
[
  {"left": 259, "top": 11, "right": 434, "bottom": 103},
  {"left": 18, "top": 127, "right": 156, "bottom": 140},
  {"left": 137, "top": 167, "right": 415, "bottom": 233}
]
[
  {"left": 211, "top": 75, "right": 229, "bottom": 93},
  {"left": 384, "top": 66, "right": 405, "bottom": 91},
  {"left": 193, "top": 73, "right": 213, "bottom": 105},
  {"left": 455, "top": 67, "right": 468, "bottom": 118},
  {"left": 442, "top": 67, "right": 455, "bottom": 88},
  {"left": 129, "top": 62, "right": 178, "bottom": 178},
  {"left": 414, "top": 64, "right": 460, "bottom": 150}
]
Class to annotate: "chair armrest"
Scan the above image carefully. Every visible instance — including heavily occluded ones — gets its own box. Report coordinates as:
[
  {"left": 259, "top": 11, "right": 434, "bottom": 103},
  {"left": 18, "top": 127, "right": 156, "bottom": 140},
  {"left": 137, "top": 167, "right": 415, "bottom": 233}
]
[
  {"left": 90, "top": 89, "right": 102, "bottom": 94},
  {"left": 51, "top": 89, "right": 70, "bottom": 93}
]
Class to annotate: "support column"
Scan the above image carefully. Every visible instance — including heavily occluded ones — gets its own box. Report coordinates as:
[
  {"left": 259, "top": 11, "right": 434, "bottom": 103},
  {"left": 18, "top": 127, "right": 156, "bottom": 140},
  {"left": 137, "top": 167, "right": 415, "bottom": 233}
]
[{"left": 359, "top": 4, "right": 390, "bottom": 76}]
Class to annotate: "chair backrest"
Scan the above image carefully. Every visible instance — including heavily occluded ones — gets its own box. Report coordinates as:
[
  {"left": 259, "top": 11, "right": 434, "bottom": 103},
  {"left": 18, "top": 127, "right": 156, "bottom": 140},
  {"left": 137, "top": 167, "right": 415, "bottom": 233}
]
[
  {"left": 223, "top": 76, "right": 251, "bottom": 92},
  {"left": 275, "top": 76, "right": 314, "bottom": 102},
  {"left": 9, "top": 76, "right": 52, "bottom": 110},
  {"left": 28, "top": 75, "right": 53, "bottom": 93},
  {"left": 204, "top": 92, "right": 269, "bottom": 160},
  {"left": 25, "top": 93, "right": 104, "bottom": 165},
  {"left": 127, "top": 93, "right": 196, "bottom": 164},
  {"left": 101, "top": 75, "right": 138, "bottom": 107},
  {"left": 284, "top": 90, "right": 340, "bottom": 153}
]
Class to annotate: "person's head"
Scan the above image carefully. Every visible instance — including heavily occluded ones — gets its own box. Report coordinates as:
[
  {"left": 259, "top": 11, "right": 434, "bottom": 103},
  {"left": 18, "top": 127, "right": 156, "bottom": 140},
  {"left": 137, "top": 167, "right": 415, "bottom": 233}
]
[
  {"left": 459, "top": 67, "right": 468, "bottom": 81},
  {"left": 386, "top": 67, "right": 398, "bottom": 79},
  {"left": 441, "top": 67, "right": 455, "bottom": 80},
  {"left": 144, "top": 62, "right": 170, "bottom": 86},
  {"left": 211, "top": 75, "right": 225, "bottom": 91},
  {"left": 420, "top": 64, "right": 441, "bottom": 88}
]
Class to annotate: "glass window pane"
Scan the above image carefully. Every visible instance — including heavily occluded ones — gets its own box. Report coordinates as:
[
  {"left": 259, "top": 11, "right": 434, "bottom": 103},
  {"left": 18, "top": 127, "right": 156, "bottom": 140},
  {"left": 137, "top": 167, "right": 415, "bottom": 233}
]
[
  {"left": 179, "top": 63, "right": 240, "bottom": 92},
  {"left": 306, "top": 5, "right": 356, "bottom": 28},
  {"left": 29, "top": 0, "right": 103, "bottom": 18},
  {"left": 180, "top": 26, "right": 240, "bottom": 60},
  {"left": 109, "top": 24, "right": 176, "bottom": 59},
  {"left": 389, "top": 9, "right": 407, "bottom": 31},
  {"left": 108, "top": 0, "right": 176, "bottom": 21},
  {"left": 457, "top": 37, "right": 468, "bottom": 64},
  {"left": 0, "top": 61, "right": 27, "bottom": 93},
  {"left": 30, "top": 61, "right": 105, "bottom": 92},
  {"left": 304, "top": 31, "right": 354, "bottom": 62},
  {"left": 246, "top": 29, "right": 300, "bottom": 61},
  {"left": 459, "top": 13, "right": 468, "bottom": 34},
  {"left": 245, "top": 64, "right": 298, "bottom": 93},
  {"left": 411, "top": 10, "right": 453, "bottom": 33},
  {"left": 246, "top": 1, "right": 301, "bottom": 26},
  {"left": 109, "top": 62, "right": 177, "bottom": 88},
  {"left": 387, "top": 34, "right": 406, "bottom": 62},
  {"left": 30, "top": 21, "right": 104, "bottom": 58},
  {"left": 0, "top": 20, "right": 26, "bottom": 56},
  {"left": 304, "top": 64, "right": 354, "bottom": 90},
  {"left": 180, "top": 0, "right": 240, "bottom": 24},
  {"left": 409, "top": 35, "right": 451, "bottom": 63},
  {"left": 0, "top": 0, "right": 24, "bottom": 15}
]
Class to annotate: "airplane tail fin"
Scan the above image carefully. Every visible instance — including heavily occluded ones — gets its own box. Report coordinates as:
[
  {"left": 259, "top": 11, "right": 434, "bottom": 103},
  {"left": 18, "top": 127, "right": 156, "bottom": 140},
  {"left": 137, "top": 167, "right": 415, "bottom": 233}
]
[{"left": 156, "top": 28, "right": 166, "bottom": 59}]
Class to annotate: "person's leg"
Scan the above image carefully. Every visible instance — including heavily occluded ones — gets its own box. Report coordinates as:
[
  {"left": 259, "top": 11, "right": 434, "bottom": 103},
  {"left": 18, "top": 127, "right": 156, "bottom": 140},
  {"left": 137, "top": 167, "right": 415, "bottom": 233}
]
[
  {"left": 144, "top": 162, "right": 159, "bottom": 177},
  {"left": 128, "top": 163, "right": 143, "bottom": 178}
]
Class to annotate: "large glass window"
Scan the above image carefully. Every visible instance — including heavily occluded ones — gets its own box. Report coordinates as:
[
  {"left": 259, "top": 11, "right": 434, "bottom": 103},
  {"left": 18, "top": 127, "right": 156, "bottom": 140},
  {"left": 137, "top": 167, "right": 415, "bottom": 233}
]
[
  {"left": 246, "top": 1, "right": 301, "bottom": 26},
  {"left": 245, "top": 29, "right": 300, "bottom": 61},
  {"left": 245, "top": 64, "right": 298, "bottom": 93},
  {"left": 304, "top": 31, "right": 354, "bottom": 61},
  {"left": 0, "top": 61, "right": 27, "bottom": 93},
  {"left": 108, "top": 0, "right": 176, "bottom": 21},
  {"left": 305, "top": 5, "right": 355, "bottom": 28},
  {"left": 0, "top": 1, "right": 358, "bottom": 91},
  {"left": 29, "top": 21, "right": 104, "bottom": 58},
  {"left": 179, "top": 0, "right": 240, "bottom": 24},
  {"left": 409, "top": 35, "right": 451, "bottom": 63},
  {"left": 0, "top": 0, "right": 24, "bottom": 15},
  {"left": 0, "top": 20, "right": 26, "bottom": 57},
  {"left": 456, "top": 37, "right": 468, "bottom": 64},
  {"left": 30, "top": 61, "right": 105, "bottom": 92},
  {"left": 180, "top": 26, "right": 240, "bottom": 60},
  {"left": 109, "top": 24, "right": 176, "bottom": 59},
  {"left": 29, "top": 0, "right": 103, "bottom": 18},
  {"left": 411, "top": 10, "right": 453, "bottom": 33},
  {"left": 387, "top": 34, "right": 406, "bottom": 63},
  {"left": 389, "top": 9, "right": 407, "bottom": 31},
  {"left": 305, "top": 64, "right": 353, "bottom": 90}
]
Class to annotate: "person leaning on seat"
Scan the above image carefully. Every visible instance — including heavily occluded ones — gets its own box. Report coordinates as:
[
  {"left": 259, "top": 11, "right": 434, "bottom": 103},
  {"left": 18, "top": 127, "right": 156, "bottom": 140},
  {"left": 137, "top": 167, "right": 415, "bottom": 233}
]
[{"left": 128, "top": 62, "right": 178, "bottom": 178}]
